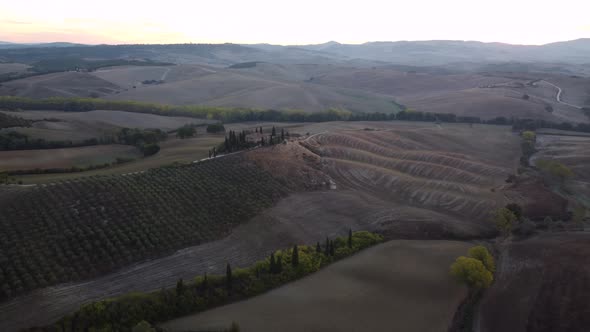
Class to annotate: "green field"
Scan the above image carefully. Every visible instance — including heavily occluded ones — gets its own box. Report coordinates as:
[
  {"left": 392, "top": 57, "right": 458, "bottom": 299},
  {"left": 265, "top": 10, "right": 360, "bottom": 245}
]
[
  {"left": 163, "top": 240, "right": 470, "bottom": 332},
  {"left": 12, "top": 134, "right": 224, "bottom": 184}
]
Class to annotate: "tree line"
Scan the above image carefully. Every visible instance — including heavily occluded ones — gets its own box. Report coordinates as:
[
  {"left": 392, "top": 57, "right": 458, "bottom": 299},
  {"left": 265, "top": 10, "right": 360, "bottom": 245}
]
[
  {"left": 2, "top": 96, "right": 589, "bottom": 132},
  {"left": 23, "top": 231, "right": 383, "bottom": 332}
]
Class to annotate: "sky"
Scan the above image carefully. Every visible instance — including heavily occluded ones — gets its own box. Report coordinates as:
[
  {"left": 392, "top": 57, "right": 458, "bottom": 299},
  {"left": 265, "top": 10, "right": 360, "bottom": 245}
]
[{"left": 1, "top": 0, "right": 589, "bottom": 45}]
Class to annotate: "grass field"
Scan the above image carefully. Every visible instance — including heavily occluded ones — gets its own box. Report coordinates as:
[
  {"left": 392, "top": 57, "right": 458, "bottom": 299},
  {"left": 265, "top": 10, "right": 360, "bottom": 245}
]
[
  {"left": 162, "top": 239, "right": 470, "bottom": 332},
  {"left": 0, "top": 144, "right": 141, "bottom": 171},
  {"left": 13, "top": 134, "right": 224, "bottom": 183},
  {"left": 4, "top": 110, "right": 212, "bottom": 131}
]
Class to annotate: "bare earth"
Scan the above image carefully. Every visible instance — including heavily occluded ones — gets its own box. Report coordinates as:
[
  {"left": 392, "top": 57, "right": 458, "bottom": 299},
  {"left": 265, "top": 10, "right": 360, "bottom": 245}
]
[
  {"left": 162, "top": 240, "right": 471, "bottom": 332},
  {"left": 479, "top": 233, "right": 590, "bottom": 332}
]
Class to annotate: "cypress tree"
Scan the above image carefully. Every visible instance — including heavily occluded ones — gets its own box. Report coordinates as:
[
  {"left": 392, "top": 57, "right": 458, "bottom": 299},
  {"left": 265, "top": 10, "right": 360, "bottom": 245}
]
[
  {"left": 202, "top": 273, "right": 208, "bottom": 291},
  {"left": 316, "top": 241, "right": 321, "bottom": 253},
  {"left": 292, "top": 245, "right": 299, "bottom": 267},
  {"left": 226, "top": 263, "right": 233, "bottom": 292},
  {"left": 213, "top": 147, "right": 217, "bottom": 157},
  {"left": 270, "top": 253, "right": 276, "bottom": 273},
  {"left": 276, "top": 254, "right": 283, "bottom": 273},
  {"left": 176, "top": 278, "right": 185, "bottom": 296},
  {"left": 329, "top": 240, "right": 335, "bottom": 256},
  {"left": 260, "top": 126, "right": 263, "bottom": 134},
  {"left": 272, "top": 126, "right": 276, "bottom": 137},
  {"left": 281, "top": 128, "right": 285, "bottom": 141},
  {"left": 324, "top": 237, "right": 330, "bottom": 256},
  {"left": 348, "top": 228, "right": 353, "bottom": 248}
]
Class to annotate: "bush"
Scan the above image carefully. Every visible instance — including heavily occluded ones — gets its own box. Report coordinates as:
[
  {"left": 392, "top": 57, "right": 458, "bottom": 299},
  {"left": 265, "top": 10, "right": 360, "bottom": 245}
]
[
  {"left": 493, "top": 208, "right": 517, "bottom": 236},
  {"left": 536, "top": 159, "right": 574, "bottom": 181},
  {"left": 177, "top": 125, "right": 196, "bottom": 139},
  {"left": 450, "top": 257, "right": 493, "bottom": 289},
  {"left": 467, "top": 246, "right": 495, "bottom": 273},
  {"left": 142, "top": 143, "right": 160, "bottom": 156},
  {"left": 207, "top": 123, "right": 226, "bottom": 133}
]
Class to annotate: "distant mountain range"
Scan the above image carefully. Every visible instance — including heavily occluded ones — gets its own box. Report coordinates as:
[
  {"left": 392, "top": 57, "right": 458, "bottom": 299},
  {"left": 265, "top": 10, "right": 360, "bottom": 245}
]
[
  {"left": 1, "top": 39, "right": 589, "bottom": 66},
  {"left": 0, "top": 42, "right": 85, "bottom": 49}
]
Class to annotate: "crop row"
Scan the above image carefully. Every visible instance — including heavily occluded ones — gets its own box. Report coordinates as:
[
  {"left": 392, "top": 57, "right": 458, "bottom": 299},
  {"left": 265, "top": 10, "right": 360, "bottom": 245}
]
[{"left": 0, "top": 156, "right": 288, "bottom": 300}]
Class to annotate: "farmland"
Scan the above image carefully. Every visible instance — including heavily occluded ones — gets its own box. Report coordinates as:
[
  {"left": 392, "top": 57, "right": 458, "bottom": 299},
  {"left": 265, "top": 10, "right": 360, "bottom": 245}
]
[
  {"left": 479, "top": 233, "right": 590, "bottom": 332},
  {"left": 12, "top": 134, "right": 224, "bottom": 183},
  {"left": 0, "top": 155, "right": 289, "bottom": 302},
  {"left": 0, "top": 144, "right": 141, "bottom": 171},
  {"left": 1, "top": 38, "right": 590, "bottom": 332},
  {"left": 162, "top": 240, "right": 471, "bottom": 332}
]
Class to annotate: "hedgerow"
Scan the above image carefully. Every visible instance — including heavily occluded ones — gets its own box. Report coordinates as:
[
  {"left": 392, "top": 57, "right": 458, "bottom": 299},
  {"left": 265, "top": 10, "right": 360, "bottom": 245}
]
[{"left": 26, "top": 232, "right": 383, "bottom": 332}]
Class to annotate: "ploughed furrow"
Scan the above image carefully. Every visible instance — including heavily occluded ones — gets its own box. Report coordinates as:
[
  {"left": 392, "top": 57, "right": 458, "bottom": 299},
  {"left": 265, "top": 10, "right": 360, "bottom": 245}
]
[
  {"left": 326, "top": 159, "right": 498, "bottom": 219},
  {"left": 311, "top": 131, "right": 427, "bottom": 151},
  {"left": 309, "top": 133, "right": 509, "bottom": 181},
  {"left": 321, "top": 146, "right": 495, "bottom": 186}
]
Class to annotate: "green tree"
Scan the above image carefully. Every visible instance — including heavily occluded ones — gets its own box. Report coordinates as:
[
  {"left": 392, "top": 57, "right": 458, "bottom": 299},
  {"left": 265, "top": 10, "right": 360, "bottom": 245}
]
[
  {"left": 0, "top": 171, "right": 7, "bottom": 185},
  {"left": 271, "top": 126, "right": 276, "bottom": 137},
  {"left": 269, "top": 253, "right": 276, "bottom": 273},
  {"left": 505, "top": 203, "right": 523, "bottom": 221},
  {"left": 467, "top": 246, "right": 495, "bottom": 273},
  {"left": 316, "top": 242, "right": 321, "bottom": 254},
  {"left": 291, "top": 245, "right": 299, "bottom": 267},
  {"left": 450, "top": 256, "right": 493, "bottom": 289},
  {"left": 536, "top": 159, "right": 574, "bottom": 182},
  {"left": 226, "top": 263, "right": 232, "bottom": 291},
  {"left": 276, "top": 254, "right": 283, "bottom": 273},
  {"left": 348, "top": 229, "right": 353, "bottom": 248},
  {"left": 522, "top": 131, "right": 536, "bottom": 141},
  {"left": 494, "top": 208, "right": 517, "bottom": 236},
  {"left": 132, "top": 321, "right": 156, "bottom": 332},
  {"left": 324, "top": 237, "right": 330, "bottom": 256},
  {"left": 175, "top": 278, "right": 185, "bottom": 296},
  {"left": 177, "top": 125, "right": 196, "bottom": 139}
]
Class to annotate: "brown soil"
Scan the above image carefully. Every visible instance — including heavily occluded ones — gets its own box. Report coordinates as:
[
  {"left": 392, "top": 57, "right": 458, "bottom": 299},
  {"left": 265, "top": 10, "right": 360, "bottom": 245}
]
[{"left": 479, "top": 233, "right": 590, "bottom": 332}]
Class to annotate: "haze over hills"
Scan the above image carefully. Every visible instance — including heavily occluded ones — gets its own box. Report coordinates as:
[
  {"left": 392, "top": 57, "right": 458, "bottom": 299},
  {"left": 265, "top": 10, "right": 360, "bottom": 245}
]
[{"left": 1, "top": 39, "right": 590, "bottom": 66}]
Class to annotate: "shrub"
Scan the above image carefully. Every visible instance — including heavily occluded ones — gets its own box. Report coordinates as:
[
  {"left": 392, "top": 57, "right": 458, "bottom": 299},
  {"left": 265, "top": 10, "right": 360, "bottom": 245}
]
[
  {"left": 206, "top": 123, "right": 226, "bottom": 133},
  {"left": 141, "top": 143, "right": 160, "bottom": 156},
  {"left": 493, "top": 208, "right": 517, "bottom": 236},
  {"left": 467, "top": 246, "right": 495, "bottom": 273},
  {"left": 450, "top": 257, "right": 493, "bottom": 289}
]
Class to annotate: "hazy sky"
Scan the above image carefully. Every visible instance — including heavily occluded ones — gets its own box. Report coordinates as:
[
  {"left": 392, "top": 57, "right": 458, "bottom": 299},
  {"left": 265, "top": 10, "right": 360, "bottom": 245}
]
[{"left": 1, "top": 0, "right": 588, "bottom": 45}]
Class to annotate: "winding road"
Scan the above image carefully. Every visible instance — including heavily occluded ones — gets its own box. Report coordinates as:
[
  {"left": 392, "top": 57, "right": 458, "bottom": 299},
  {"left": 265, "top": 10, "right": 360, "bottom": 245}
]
[{"left": 540, "top": 80, "right": 582, "bottom": 109}]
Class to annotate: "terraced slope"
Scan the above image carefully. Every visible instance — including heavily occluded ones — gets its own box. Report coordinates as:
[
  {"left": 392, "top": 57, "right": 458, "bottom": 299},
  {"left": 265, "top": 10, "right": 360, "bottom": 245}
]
[{"left": 302, "top": 124, "right": 519, "bottom": 235}]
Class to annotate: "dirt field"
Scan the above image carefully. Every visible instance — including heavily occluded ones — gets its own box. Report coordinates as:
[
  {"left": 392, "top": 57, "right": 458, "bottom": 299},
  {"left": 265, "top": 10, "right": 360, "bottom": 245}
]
[
  {"left": 0, "top": 144, "right": 141, "bottom": 171},
  {"left": 300, "top": 122, "right": 520, "bottom": 235},
  {"left": 478, "top": 233, "right": 590, "bottom": 332},
  {"left": 0, "top": 63, "right": 30, "bottom": 74},
  {"left": 162, "top": 240, "right": 471, "bottom": 332},
  {"left": 0, "top": 72, "right": 120, "bottom": 98}
]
